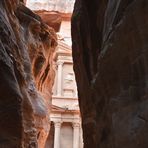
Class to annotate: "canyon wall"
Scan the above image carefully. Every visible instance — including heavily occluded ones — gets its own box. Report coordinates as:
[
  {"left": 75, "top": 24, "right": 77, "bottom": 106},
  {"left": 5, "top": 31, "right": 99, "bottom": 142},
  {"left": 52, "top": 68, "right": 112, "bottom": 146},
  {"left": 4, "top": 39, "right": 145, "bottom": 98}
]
[
  {"left": 34, "top": 10, "right": 62, "bottom": 32},
  {"left": 0, "top": 1, "right": 57, "bottom": 147},
  {"left": 72, "top": 0, "right": 148, "bottom": 148}
]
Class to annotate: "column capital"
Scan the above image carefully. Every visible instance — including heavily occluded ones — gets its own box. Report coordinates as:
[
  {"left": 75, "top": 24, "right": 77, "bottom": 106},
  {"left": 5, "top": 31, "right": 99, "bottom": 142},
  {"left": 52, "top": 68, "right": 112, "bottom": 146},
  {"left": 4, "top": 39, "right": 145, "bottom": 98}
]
[
  {"left": 72, "top": 122, "right": 80, "bottom": 128},
  {"left": 57, "top": 60, "right": 64, "bottom": 66},
  {"left": 54, "top": 121, "right": 62, "bottom": 128}
]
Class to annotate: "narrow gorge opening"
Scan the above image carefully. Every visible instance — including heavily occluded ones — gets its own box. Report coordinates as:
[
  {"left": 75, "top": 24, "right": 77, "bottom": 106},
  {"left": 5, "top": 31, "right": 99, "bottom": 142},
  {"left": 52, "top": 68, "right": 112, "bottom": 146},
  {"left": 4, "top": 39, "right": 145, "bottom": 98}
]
[
  {"left": 26, "top": 0, "right": 83, "bottom": 148},
  {"left": 0, "top": 0, "right": 148, "bottom": 148}
]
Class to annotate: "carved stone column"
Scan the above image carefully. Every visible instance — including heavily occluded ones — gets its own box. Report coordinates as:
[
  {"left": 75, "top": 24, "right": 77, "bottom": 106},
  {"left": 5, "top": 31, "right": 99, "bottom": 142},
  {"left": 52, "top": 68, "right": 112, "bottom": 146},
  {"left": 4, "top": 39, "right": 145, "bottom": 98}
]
[
  {"left": 57, "top": 61, "right": 64, "bottom": 96},
  {"left": 80, "top": 125, "right": 84, "bottom": 148},
  {"left": 73, "top": 122, "right": 80, "bottom": 148},
  {"left": 54, "top": 121, "right": 62, "bottom": 148}
]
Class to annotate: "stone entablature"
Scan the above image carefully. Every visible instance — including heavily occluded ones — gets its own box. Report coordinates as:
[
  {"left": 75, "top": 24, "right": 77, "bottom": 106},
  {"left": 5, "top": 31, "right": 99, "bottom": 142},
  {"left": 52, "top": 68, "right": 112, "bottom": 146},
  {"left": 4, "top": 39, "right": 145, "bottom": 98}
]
[
  {"left": 52, "top": 96, "right": 79, "bottom": 112},
  {"left": 50, "top": 105, "right": 82, "bottom": 148}
]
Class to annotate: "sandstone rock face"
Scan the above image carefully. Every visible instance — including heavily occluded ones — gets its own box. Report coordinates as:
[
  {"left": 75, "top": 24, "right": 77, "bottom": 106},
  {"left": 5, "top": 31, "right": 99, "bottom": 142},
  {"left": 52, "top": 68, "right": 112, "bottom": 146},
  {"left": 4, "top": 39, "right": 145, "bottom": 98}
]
[
  {"left": 0, "top": 1, "right": 56, "bottom": 147},
  {"left": 35, "top": 10, "right": 62, "bottom": 32},
  {"left": 72, "top": 0, "right": 148, "bottom": 148}
]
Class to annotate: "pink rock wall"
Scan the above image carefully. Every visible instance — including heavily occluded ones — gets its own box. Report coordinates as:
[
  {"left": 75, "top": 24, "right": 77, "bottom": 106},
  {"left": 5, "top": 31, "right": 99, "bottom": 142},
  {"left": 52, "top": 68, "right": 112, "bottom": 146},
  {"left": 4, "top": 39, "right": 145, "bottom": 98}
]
[{"left": 0, "top": 1, "right": 57, "bottom": 147}]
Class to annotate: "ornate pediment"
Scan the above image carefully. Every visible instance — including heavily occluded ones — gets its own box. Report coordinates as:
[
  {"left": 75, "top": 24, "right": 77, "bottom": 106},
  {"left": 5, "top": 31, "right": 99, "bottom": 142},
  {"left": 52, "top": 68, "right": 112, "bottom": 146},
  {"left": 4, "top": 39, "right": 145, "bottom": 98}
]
[
  {"left": 52, "top": 105, "right": 66, "bottom": 112},
  {"left": 57, "top": 41, "right": 72, "bottom": 54}
]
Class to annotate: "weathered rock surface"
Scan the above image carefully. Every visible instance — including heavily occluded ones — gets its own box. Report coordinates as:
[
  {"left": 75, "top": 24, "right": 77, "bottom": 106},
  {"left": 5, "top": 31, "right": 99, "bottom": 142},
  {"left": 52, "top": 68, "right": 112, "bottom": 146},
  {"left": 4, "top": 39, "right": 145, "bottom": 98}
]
[
  {"left": 72, "top": 0, "right": 148, "bottom": 148},
  {"left": 0, "top": 1, "right": 57, "bottom": 147},
  {"left": 35, "top": 10, "right": 72, "bottom": 32},
  {"left": 35, "top": 10, "right": 62, "bottom": 32}
]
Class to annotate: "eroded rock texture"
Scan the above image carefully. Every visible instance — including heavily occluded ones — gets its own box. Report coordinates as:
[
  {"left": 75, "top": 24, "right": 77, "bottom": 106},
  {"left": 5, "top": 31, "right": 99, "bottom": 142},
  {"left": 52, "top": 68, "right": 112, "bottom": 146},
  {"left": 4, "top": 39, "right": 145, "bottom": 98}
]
[
  {"left": 35, "top": 10, "right": 62, "bottom": 32},
  {"left": 72, "top": 0, "right": 148, "bottom": 148},
  {"left": 0, "top": 1, "right": 57, "bottom": 147}
]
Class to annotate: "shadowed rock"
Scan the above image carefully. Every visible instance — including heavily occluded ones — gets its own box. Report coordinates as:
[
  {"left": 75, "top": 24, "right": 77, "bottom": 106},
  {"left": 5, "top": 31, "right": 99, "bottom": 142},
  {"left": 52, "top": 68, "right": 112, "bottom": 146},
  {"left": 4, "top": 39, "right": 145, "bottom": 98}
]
[
  {"left": 35, "top": 10, "right": 62, "bottom": 32},
  {"left": 72, "top": 0, "right": 148, "bottom": 148}
]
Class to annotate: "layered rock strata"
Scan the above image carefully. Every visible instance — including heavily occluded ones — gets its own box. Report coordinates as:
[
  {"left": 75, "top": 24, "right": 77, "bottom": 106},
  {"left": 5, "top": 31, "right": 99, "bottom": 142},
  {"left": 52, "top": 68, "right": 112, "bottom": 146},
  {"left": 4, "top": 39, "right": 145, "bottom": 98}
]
[
  {"left": 0, "top": 1, "right": 57, "bottom": 147},
  {"left": 72, "top": 0, "right": 148, "bottom": 148}
]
